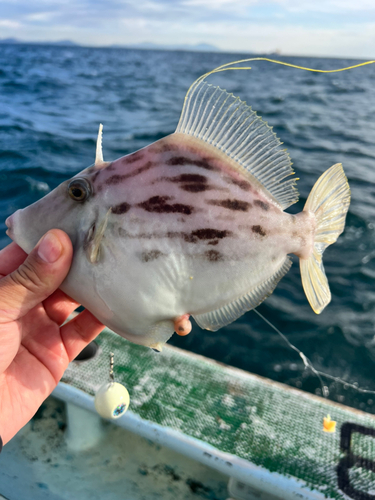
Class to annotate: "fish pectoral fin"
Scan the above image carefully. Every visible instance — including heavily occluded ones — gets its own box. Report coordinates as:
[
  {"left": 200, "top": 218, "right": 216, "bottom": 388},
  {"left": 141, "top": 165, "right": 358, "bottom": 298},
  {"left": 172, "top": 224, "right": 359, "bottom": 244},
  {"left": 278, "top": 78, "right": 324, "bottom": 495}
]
[
  {"left": 193, "top": 257, "right": 292, "bottom": 331},
  {"left": 87, "top": 208, "right": 112, "bottom": 264}
]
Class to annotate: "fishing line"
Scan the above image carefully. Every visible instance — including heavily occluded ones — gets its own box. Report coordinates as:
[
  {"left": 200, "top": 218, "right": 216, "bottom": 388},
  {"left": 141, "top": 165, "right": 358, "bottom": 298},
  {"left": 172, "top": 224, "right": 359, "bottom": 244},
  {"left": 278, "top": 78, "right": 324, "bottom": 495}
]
[
  {"left": 253, "top": 308, "right": 375, "bottom": 397},
  {"left": 185, "top": 57, "right": 375, "bottom": 101}
]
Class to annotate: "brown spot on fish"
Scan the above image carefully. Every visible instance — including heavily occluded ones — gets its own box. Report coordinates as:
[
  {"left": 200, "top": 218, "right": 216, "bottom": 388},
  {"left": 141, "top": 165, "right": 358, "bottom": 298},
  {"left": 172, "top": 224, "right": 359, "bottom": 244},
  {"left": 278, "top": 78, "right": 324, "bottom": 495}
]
[
  {"left": 173, "top": 173, "right": 207, "bottom": 183},
  {"left": 254, "top": 200, "right": 270, "bottom": 211},
  {"left": 105, "top": 175, "right": 126, "bottom": 186},
  {"left": 182, "top": 183, "right": 211, "bottom": 193},
  {"left": 164, "top": 144, "right": 179, "bottom": 153},
  {"left": 118, "top": 228, "right": 227, "bottom": 244},
  {"left": 92, "top": 171, "right": 101, "bottom": 183},
  {"left": 158, "top": 173, "right": 211, "bottom": 193},
  {"left": 191, "top": 228, "right": 231, "bottom": 240},
  {"left": 112, "top": 202, "right": 131, "bottom": 215},
  {"left": 140, "top": 250, "right": 164, "bottom": 262},
  {"left": 168, "top": 231, "right": 204, "bottom": 244},
  {"left": 127, "top": 161, "right": 154, "bottom": 178},
  {"left": 207, "top": 199, "right": 251, "bottom": 211},
  {"left": 252, "top": 225, "right": 266, "bottom": 237},
  {"left": 125, "top": 151, "right": 144, "bottom": 164},
  {"left": 162, "top": 231, "right": 197, "bottom": 243},
  {"left": 149, "top": 143, "right": 179, "bottom": 154},
  {"left": 105, "top": 162, "right": 116, "bottom": 172},
  {"left": 182, "top": 233, "right": 198, "bottom": 243},
  {"left": 139, "top": 196, "right": 194, "bottom": 215},
  {"left": 105, "top": 161, "right": 154, "bottom": 185},
  {"left": 224, "top": 176, "right": 252, "bottom": 191},
  {"left": 166, "top": 156, "right": 214, "bottom": 171},
  {"left": 204, "top": 250, "right": 224, "bottom": 262}
]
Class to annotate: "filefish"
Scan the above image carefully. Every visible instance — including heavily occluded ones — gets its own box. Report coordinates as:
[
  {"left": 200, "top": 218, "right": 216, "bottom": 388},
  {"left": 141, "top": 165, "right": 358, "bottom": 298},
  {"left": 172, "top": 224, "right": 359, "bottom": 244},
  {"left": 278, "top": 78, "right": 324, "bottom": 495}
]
[{"left": 5, "top": 80, "right": 350, "bottom": 351}]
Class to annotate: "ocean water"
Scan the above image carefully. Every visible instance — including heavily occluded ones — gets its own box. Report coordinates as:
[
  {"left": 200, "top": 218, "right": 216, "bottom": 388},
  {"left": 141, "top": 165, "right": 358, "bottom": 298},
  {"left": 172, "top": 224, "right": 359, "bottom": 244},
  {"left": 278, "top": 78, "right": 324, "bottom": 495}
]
[{"left": 1, "top": 44, "right": 375, "bottom": 414}]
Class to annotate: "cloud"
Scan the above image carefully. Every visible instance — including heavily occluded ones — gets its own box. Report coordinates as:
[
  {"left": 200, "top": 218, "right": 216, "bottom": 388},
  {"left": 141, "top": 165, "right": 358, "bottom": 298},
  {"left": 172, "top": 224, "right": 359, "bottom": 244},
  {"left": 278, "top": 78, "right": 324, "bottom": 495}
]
[
  {"left": 271, "top": 0, "right": 375, "bottom": 12},
  {"left": 25, "top": 12, "right": 57, "bottom": 22},
  {"left": 0, "top": 19, "right": 22, "bottom": 28},
  {"left": 181, "top": 0, "right": 255, "bottom": 10},
  {"left": 0, "top": 0, "right": 374, "bottom": 58}
]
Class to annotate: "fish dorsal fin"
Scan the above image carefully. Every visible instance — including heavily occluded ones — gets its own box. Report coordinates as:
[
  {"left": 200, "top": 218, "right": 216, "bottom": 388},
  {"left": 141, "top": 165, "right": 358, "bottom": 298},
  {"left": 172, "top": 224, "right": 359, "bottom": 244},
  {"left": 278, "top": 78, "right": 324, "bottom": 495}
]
[
  {"left": 95, "top": 123, "right": 104, "bottom": 166},
  {"left": 176, "top": 81, "right": 298, "bottom": 209},
  {"left": 192, "top": 257, "right": 292, "bottom": 331}
]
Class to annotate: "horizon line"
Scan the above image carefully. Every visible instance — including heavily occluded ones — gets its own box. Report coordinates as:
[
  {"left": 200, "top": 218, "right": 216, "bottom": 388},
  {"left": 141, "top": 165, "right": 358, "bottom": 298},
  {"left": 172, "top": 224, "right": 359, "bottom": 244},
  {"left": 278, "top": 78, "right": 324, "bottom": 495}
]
[{"left": 0, "top": 38, "right": 372, "bottom": 61}]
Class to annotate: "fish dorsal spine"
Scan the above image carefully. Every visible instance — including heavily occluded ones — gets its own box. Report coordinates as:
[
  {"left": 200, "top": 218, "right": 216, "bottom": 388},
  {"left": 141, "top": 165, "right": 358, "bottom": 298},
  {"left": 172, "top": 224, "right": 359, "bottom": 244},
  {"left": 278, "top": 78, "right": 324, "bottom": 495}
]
[
  {"left": 95, "top": 123, "right": 104, "bottom": 166},
  {"left": 176, "top": 81, "right": 299, "bottom": 209}
]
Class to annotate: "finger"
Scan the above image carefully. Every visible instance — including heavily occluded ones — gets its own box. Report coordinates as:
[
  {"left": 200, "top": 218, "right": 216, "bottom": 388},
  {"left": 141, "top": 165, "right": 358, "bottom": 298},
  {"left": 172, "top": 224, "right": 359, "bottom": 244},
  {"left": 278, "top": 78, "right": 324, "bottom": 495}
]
[
  {"left": 0, "top": 242, "right": 28, "bottom": 276},
  {"left": 60, "top": 309, "right": 105, "bottom": 361},
  {"left": 0, "top": 229, "right": 73, "bottom": 323},
  {"left": 43, "top": 289, "right": 80, "bottom": 326}
]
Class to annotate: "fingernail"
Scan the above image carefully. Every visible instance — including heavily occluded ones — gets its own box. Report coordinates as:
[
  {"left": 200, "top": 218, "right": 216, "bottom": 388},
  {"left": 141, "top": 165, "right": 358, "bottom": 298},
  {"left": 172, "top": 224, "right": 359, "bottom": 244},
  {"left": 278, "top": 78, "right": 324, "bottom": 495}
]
[{"left": 38, "top": 232, "right": 63, "bottom": 263}]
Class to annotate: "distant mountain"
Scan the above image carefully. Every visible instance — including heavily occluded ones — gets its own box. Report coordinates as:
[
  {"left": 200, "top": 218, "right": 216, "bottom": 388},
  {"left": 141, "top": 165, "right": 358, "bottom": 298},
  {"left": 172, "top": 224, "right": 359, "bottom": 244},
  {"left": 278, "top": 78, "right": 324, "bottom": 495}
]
[
  {"left": 0, "top": 38, "right": 220, "bottom": 53},
  {"left": 0, "top": 38, "right": 79, "bottom": 47},
  {"left": 0, "top": 38, "right": 20, "bottom": 44},
  {"left": 110, "top": 42, "right": 221, "bottom": 53},
  {"left": 46, "top": 40, "right": 78, "bottom": 46}
]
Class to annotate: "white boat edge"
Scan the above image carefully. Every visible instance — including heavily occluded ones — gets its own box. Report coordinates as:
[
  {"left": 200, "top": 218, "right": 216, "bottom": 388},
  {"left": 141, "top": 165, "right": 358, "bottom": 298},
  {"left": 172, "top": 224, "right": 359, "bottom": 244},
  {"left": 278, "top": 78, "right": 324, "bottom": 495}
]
[{"left": 53, "top": 381, "right": 328, "bottom": 500}]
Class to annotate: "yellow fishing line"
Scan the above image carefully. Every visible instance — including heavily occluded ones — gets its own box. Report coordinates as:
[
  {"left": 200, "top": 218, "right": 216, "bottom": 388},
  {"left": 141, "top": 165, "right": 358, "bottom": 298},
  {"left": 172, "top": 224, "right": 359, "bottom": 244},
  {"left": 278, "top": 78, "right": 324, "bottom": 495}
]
[{"left": 184, "top": 57, "right": 375, "bottom": 104}]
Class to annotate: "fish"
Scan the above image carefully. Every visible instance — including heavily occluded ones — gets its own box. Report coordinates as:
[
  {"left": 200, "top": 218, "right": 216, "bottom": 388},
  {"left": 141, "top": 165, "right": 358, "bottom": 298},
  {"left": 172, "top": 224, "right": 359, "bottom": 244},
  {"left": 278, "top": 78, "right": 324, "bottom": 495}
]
[{"left": 5, "top": 79, "right": 351, "bottom": 352}]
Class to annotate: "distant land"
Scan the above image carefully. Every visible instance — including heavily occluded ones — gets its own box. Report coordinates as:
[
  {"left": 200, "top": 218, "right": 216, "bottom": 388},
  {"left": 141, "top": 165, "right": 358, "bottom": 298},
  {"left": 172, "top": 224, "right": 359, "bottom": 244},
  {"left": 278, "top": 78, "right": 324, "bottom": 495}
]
[
  {"left": 0, "top": 38, "right": 78, "bottom": 47},
  {"left": 111, "top": 42, "right": 220, "bottom": 52},
  {"left": 0, "top": 38, "right": 221, "bottom": 52}
]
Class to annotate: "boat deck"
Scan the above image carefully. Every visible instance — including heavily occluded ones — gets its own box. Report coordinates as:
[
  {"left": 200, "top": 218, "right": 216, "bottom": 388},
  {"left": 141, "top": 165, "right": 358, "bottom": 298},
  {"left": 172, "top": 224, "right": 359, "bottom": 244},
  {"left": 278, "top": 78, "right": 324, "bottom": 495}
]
[{"left": 1, "top": 327, "right": 375, "bottom": 499}]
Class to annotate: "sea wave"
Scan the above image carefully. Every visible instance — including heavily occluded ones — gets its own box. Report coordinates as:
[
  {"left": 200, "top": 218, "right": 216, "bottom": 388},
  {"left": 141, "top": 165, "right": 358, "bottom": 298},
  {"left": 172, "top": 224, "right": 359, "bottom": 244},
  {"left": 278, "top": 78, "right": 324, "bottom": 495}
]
[{"left": 1, "top": 44, "right": 374, "bottom": 412}]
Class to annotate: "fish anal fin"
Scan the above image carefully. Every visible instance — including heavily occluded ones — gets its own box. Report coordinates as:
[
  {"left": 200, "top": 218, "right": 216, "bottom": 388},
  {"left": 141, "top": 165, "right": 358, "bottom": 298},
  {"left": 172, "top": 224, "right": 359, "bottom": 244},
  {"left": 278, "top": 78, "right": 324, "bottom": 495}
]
[
  {"left": 193, "top": 257, "right": 292, "bottom": 331},
  {"left": 147, "top": 320, "right": 175, "bottom": 351}
]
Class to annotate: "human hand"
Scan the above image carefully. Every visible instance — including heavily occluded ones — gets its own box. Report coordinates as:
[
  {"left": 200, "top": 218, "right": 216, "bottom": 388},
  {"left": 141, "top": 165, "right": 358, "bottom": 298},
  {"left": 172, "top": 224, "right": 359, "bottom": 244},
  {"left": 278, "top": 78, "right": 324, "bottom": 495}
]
[{"left": 0, "top": 229, "right": 104, "bottom": 446}]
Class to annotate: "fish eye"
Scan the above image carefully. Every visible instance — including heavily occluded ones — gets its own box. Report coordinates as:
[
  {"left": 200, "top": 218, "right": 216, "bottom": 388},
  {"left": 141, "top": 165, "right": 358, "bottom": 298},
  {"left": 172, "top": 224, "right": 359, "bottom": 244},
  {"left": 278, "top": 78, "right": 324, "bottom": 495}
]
[{"left": 68, "top": 178, "right": 92, "bottom": 202}]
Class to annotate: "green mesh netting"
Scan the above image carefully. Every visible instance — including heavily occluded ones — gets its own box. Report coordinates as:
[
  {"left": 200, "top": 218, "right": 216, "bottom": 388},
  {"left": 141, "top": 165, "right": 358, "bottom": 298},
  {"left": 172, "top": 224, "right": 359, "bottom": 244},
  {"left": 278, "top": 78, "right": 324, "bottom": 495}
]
[{"left": 62, "top": 328, "right": 375, "bottom": 500}]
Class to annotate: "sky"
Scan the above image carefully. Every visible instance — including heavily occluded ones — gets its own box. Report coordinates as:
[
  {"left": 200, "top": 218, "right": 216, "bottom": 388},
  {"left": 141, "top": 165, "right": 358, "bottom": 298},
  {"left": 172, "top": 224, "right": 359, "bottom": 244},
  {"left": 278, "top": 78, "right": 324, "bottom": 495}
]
[{"left": 1, "top": 0, "right": 375, "bottom": 58}]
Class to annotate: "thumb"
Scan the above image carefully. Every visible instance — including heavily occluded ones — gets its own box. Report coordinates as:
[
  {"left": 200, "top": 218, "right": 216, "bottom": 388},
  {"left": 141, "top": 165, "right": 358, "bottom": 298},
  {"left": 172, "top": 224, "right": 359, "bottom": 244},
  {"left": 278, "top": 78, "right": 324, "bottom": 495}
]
[{"left": 0, "top": 229, "right": 73, "bottom": 322}]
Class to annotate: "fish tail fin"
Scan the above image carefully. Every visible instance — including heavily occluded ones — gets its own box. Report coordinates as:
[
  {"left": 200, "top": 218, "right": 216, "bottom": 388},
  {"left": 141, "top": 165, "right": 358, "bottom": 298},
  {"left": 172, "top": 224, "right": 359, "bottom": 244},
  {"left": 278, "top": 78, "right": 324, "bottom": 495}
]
[{"left": 300, "top": 163, "right": 350, "bottom": 314}]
